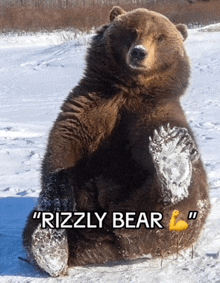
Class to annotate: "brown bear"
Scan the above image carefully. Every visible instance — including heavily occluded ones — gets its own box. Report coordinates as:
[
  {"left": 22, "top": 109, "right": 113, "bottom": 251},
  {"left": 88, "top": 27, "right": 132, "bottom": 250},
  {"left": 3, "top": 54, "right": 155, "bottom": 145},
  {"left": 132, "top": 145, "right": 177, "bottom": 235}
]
[{"left": 23, "top": 6, "right": 210, "bottom": 277}]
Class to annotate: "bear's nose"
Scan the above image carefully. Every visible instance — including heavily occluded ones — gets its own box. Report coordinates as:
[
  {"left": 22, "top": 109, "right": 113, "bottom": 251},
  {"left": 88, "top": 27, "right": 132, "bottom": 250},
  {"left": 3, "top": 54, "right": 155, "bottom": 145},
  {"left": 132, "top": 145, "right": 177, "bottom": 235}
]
[{"left": 130, "top": 46, "right": 148, "bottom": 61}]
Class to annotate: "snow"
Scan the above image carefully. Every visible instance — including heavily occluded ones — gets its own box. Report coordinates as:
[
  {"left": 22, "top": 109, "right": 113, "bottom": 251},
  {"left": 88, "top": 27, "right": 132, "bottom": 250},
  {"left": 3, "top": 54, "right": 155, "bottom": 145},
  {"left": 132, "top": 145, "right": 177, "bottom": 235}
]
[{"left": 1, "top": 25, "right": 220, "bottom": 282}]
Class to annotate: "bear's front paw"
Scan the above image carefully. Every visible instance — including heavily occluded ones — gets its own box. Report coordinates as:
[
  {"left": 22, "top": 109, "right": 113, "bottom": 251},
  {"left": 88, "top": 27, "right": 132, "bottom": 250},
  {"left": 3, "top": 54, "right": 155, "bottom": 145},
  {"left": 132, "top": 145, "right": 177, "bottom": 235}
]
[
  {"left": 36, "top": 197, "right": 75, "bottom": 212},
  {"left": 149, "top": 124, "right": 199, "bottom": 205},
  {"left": 31, "top": 224, "right": 68, "bottom": 277}
]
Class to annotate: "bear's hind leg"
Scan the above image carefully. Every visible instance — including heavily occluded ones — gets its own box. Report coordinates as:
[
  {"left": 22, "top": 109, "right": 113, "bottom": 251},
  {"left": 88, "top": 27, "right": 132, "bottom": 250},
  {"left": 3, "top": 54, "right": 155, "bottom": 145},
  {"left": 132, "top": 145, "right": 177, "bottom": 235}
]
[
  {"left": 23, "top": 196, "right": 74, "bottom": 277},
  {"left": 149, "top": 124, "right": 199, "bottom": 205},
  {"left": 31, "top": 224, "right": 68, "bottom": 277}
]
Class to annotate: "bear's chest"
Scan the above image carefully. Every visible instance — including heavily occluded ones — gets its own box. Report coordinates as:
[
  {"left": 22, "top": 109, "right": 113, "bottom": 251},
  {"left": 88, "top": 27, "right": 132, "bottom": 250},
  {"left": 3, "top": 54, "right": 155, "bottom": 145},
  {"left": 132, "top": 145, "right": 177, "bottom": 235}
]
[{"left": 81, "top": 110, "right": 156, "bottom": 194}]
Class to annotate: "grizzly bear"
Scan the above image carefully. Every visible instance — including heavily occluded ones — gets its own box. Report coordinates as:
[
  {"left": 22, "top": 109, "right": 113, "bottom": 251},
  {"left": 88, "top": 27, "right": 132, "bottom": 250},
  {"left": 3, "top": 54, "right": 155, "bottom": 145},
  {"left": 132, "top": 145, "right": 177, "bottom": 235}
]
[{"left": 23, "top": 6, "right": 210, "bottom": 277}]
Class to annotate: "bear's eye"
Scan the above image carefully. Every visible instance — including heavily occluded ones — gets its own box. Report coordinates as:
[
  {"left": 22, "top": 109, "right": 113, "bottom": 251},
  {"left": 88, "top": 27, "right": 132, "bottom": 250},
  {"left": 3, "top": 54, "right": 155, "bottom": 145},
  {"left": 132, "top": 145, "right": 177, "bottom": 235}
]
[
  {"left": 129, "top": 28, "right": 138, "bottom": 39},
  {"left": 157, "top": 34, "right": 166, "bottom": 42}
]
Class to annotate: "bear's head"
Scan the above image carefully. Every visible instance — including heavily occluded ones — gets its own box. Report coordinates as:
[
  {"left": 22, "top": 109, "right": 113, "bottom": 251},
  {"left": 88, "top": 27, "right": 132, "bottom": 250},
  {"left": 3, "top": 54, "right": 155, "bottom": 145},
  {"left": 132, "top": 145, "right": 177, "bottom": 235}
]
[{"left": 87, "top": 7, "right": 190, "bottom": 98}]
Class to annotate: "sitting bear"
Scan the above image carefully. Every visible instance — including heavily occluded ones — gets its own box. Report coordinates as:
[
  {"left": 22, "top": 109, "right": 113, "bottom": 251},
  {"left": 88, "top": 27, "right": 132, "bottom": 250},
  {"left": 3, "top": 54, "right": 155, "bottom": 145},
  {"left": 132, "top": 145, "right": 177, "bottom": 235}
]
[{"left": 23, "top": 6, "right": 210, "bottom": 277}]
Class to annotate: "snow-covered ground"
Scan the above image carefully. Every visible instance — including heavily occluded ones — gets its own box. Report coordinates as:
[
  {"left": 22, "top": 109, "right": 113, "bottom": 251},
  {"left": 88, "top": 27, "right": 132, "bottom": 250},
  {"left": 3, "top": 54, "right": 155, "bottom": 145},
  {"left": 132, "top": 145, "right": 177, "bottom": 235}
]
[{"left": 0, "top": 26, "right": 220, "bottom": 282}]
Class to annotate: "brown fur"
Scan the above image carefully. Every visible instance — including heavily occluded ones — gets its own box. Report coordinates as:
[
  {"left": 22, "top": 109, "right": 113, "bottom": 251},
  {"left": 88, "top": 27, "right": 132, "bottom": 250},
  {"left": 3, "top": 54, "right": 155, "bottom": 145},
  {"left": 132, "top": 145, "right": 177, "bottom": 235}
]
[{"left": 23, "top": 6, "right": 210, "bottom": 272}]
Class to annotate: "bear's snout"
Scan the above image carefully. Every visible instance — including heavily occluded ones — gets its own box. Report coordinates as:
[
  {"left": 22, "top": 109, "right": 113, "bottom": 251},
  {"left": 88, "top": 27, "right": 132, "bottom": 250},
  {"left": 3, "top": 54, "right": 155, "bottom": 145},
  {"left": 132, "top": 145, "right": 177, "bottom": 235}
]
[
  {"left": 128, "top": 45, "right": 148, "bottom": 69},
  {"left": 130, "top": 45, "right": 148, "bottom": 61}
]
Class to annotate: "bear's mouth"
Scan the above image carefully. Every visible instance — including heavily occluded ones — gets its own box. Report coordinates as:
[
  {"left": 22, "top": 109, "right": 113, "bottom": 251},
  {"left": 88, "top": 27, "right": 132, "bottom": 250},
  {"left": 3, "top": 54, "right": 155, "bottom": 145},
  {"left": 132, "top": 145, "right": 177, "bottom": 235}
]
[
  {"left": 127, "top": 45, "right": 148, "bottom": 71},
  {"left": 128, "top": 61, "right": 147, "bottom": 71}
]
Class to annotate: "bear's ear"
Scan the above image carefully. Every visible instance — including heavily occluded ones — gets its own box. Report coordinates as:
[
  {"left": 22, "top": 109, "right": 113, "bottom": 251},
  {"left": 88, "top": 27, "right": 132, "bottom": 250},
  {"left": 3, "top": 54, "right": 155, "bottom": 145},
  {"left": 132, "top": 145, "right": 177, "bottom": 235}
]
[
  {"left": 110, "top": 6, "right": 126, "bottom": 22},
  {"left": 176, "top": 24, "right": 188, "bottom": 41}
]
